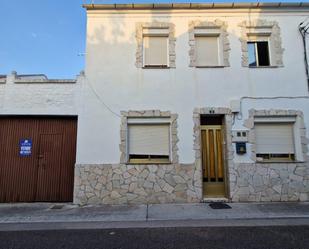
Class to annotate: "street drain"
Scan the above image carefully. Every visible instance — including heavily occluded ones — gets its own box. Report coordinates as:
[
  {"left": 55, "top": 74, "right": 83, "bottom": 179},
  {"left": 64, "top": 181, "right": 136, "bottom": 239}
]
[
  {"left": 209, "top": 202, "right": 231, "bottom": 209},
  {"left": 50, "top": 204, "right": 64, "bottom": 210}
]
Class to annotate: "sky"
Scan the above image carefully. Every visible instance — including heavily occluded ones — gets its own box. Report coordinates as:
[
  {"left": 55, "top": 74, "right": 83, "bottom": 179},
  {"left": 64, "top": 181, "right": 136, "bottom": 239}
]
[{"left": 0, "top": 0, "right": 307, "bottom": 78}]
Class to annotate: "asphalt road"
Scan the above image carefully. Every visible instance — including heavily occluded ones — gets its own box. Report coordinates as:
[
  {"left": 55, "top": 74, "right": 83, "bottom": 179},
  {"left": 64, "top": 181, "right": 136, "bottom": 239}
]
[{"left": 0, "top": 226, "right": 308, "bottom": 249}]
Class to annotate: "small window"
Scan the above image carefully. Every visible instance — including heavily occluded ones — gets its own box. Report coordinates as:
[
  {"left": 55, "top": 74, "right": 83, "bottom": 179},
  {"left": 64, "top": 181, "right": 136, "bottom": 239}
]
[
  {"left": 255, "top": 123, "right": 295, "bottom": 162},
  {"left": 195, "top": 35, "right": 220, "bottom": 66},
  {"left": 248, "top": 41, "right": 270, "bottom": 67},
  {"left": 143, "top": 36, "right": 168, "bottom": 68},
  {"left": 128, "top": 123, "right": 170, "bottom": 163}
]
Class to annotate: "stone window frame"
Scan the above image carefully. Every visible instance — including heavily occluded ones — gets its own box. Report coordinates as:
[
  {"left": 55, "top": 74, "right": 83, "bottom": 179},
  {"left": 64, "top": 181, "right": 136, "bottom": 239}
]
[
  {"left": 135, "top": 22, "right": 176, "bottom": 68},
  {"left": 193, "top": 107, "right": 234, "bottom": 199},
  {"left": 244, "top": 109, "right": 308, "bottom": 163},
  {"left": 188, "top": 20, "right": 230, "bottom": 68},
  {"left": 239, "top": 19, "right": 284, "bottom": 67},
  {"left": 120, "top": 110, "right": 179, "bottom": 164}
]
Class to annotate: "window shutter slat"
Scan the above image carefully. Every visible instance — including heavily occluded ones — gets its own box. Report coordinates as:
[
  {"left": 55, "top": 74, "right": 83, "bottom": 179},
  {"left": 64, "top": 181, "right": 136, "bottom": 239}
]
[
  {"left": 255, "top": 123, "right": 294, "bottom": 154},
  {"left": 195, "top": 36, "right": 219, "bottom": 66},
  {"left": 144, "top": 36, "right": 168, "bottom": 66},
  {"left": 129, "top": 124, "right": 170, "bottom": 156}
]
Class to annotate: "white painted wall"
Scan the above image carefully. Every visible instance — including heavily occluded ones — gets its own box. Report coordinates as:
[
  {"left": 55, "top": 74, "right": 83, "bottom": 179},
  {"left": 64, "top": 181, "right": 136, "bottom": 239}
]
[
  {"left": 78, "top": 8, "right": 309, "bottom": 164},
  {"left": 0, "top": 73, "right": 82, "bottom": 116}
]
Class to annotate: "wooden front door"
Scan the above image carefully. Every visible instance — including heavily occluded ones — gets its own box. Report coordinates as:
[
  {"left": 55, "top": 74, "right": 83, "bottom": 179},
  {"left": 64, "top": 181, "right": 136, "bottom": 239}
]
[
  {"left": 0, "top": 116, "right": 77, "bottom": 202},
  {"left": 201, "top": 125, "right": 226, "bottom": 197}
]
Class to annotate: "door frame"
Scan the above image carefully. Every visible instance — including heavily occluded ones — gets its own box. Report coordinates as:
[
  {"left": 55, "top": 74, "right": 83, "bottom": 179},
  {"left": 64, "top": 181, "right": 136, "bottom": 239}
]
[
  {"left": 200, "top": 124, "right": 226, "bottom": 198},
  {"left": 193, "top": 108, "right": 233, "bottom": 201}
]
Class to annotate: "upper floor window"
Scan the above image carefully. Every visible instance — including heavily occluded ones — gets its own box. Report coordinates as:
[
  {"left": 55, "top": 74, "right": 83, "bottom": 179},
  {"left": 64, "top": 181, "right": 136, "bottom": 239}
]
[
  {"left": 143, "top": 29, "right": 169, "bottom": 68},
  {"left": 239, "top": 20, "right": 284, "bottom": 68},
  {"left": 195, "top": 35, "right": 220, "bottom": 67},
  {"left": 135, "top": 22, "right": 176, "bottom": 69},
  {"left": 189, "top": 20, "right": 230, "bottom": 68},
  {"left": 248, "top": 39, "right": 270, "bottom": 67}
]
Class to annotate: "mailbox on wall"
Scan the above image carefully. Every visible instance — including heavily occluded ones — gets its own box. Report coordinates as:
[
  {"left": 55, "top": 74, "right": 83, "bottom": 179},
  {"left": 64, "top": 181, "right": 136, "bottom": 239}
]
[
  {"left": 236, "top": 142, "right": 247, "bottom": 155},
  {"left": 232, "top": 130, "right": 248, "bottom": 155}
]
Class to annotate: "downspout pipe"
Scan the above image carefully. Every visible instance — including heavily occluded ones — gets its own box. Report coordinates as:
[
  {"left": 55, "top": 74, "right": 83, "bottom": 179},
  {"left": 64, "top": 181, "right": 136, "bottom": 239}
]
[{"left": 299, "top": 22, "right": 309, "bottom": 91}]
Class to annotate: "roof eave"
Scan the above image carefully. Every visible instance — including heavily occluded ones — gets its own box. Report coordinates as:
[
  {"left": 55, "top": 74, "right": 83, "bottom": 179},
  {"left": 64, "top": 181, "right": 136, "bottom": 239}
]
[{"left": 82, "top": 2, "right": 309, "bottom": 10}]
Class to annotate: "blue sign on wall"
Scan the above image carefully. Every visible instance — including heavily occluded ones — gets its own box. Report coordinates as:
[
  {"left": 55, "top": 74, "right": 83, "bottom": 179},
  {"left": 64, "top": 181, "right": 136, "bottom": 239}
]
[{"left": 19, "top": 139, "right": 32, "bottom": 157}]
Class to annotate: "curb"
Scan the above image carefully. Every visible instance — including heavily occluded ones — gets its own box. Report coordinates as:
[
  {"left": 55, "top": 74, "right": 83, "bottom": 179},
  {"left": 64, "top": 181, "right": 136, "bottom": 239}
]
[{"left": 1, "top": 217, "right": 309, "bottom": 231}]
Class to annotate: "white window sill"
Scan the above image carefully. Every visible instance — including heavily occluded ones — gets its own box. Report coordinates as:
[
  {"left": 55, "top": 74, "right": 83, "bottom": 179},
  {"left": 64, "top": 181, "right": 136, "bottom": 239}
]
[
  {"left": 142, "top": 65, "right": 170, "bottom": 69},
  {"left": 126, "top": 161, "right": 172, "bottom": 165},
  {"left": 255, "top": 160, "right": 304, "bottom": 164},
  {"left": 248, "top": 65, "right": 278, "bottom": 68},
  {"left": 196, "top": 65, "right": 225, "bottom": 68}
]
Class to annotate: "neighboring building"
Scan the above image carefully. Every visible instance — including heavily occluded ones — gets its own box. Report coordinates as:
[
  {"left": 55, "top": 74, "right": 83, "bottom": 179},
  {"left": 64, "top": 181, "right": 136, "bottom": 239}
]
[
  {"left": 1, "top": 2, "right": 309, "bottom": 205},
  {"left": 0, "top": 72, "right": 83, "bottom": 202}
]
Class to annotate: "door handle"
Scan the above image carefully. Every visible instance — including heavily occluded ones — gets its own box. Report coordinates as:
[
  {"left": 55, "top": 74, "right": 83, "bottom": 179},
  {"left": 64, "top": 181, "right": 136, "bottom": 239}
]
[{"left": 38, "top": 155, "right": 44, "bottom": 159}]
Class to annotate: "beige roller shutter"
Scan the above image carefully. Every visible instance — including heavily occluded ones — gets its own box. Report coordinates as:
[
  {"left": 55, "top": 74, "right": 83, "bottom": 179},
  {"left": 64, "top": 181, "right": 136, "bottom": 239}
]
[
  {"left": 128, "top": 124, "right": 170, "bottom": 156},
  {"left": 195, "top": 36, "right": 219, "bottom": 66},
  {"left": 255, "top": 123, "right": 295, "bottom": 154},
  {"left": 144, "top": 36, "right": 168, "bottom": 66}
]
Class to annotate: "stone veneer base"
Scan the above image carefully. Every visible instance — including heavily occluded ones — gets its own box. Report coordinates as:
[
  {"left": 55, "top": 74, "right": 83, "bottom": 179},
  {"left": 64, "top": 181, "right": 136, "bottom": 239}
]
[
  {"left": 231, "top": 163, "right": 309, "bottom": 202},
  {"left": 74, "top": 163, "right": 201, "bottom": 205},
  {"left": 74, "top": 162, "right": 309, "bottom": 205},
  {"left": 229, "top": 109, "right": 309, "bottom": 202}
]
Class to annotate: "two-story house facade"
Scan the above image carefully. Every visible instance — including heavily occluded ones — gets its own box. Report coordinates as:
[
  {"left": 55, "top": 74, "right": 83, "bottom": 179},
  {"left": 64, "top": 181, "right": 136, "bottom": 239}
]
[
  {"left": 73, "top": 2, "right": 309, "bottom": 205},
  {"left": 1, "top": 2, "right": 309, "bottom": 205}
]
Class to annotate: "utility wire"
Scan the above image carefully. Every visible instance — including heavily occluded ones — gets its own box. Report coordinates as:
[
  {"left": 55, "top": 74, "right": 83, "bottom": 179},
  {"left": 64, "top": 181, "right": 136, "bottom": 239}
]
[
  {"left": 84, "top": 75, "right": 121, "bottom": 118},
  {"left": 237, "top": 96, "right": 309, "bottom": 120}
]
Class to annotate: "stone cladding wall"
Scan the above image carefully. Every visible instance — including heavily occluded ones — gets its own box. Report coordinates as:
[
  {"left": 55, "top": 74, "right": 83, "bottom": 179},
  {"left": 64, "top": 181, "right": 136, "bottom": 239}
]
[
  {"left": 74, "top": 163, "right": 201, "bottom": 205},
  {"left": 230, "top": 109, "right": 309, "bottom": 202}
]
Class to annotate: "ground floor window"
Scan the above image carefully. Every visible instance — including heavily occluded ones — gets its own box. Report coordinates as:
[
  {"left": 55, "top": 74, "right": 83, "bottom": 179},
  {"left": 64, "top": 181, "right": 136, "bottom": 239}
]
[
  {"left": 127, "top": 119, "right": 170, "bottom": 164},
  {"left": 255, "top": 121, "right": 295, "bottom": 162}
]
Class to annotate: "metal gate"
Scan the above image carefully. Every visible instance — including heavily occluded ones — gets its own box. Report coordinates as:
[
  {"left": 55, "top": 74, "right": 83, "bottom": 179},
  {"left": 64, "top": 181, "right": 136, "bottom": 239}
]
[
  {"left": 0, "top": 116, "right": 77, "bottom": 202},
  {"left": 201, "top": 125, "right": 226, "bottom": 197}
]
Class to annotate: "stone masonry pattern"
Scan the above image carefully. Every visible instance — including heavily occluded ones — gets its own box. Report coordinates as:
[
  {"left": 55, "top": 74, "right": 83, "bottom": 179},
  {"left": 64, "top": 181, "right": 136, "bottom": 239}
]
[
  {"left": 74, "top": 108, "right": 309, "bottom": 204},
  {"left": 119, "top": 110, "right": 179, "bottom": 164},
  {"left": 135, "top": 22, "right": 176, "bottom": 68},
  {"left": 74, "top": 163, "right": 200, "bottom": 205},
  {"left": 230, "top": 109, "right": 309, "bottom": 202},
  {"left": 74, "top": 109, "right": 202, "bottom": 205},
  {"left": 188, "top": 20, "right": 230, "bottom": 67},
  {"left": 239, "top": 19, "right": 284, "bottom": 67},
  {"left": 193, "top": 107, "right": 234, "bottom": 199}
]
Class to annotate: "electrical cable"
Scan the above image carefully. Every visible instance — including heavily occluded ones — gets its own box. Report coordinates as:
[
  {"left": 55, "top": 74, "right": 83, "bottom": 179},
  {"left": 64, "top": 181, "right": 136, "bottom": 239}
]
[
  {"left": 84, "top": 75, "right": 122, "bottom": 118},
  {"left": 236, "top": 95, "right": 309, "bottom": 120}
]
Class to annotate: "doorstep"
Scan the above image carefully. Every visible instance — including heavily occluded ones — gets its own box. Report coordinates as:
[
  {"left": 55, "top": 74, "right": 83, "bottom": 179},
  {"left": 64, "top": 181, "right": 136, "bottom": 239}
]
[{"left": 202, "top": 198, "right": 229, "bottom": 203}]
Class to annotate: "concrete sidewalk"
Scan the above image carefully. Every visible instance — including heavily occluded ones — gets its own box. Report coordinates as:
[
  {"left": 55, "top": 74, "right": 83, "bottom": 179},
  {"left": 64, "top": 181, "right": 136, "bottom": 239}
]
[{"left": 0, "top": 202, "right": 309, "bottom": 231}]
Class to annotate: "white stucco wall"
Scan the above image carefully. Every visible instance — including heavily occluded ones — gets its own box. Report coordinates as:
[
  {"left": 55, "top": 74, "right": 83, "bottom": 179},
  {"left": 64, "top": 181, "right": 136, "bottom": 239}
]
[
  {"left": 0, "top": 73, "right": 82, "bottom": 116},
  {"left": 78, "top": 8, "right": 309, "bottom": 164}
]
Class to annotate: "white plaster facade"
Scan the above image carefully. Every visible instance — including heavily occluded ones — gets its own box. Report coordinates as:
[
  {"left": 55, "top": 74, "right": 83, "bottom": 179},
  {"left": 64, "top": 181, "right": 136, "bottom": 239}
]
[
  {"left": 74, "top": 3, "right": 309, "bottom": 204},
  {"left": 79, "top": 4, "right": 309, "bottom": 162}
]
